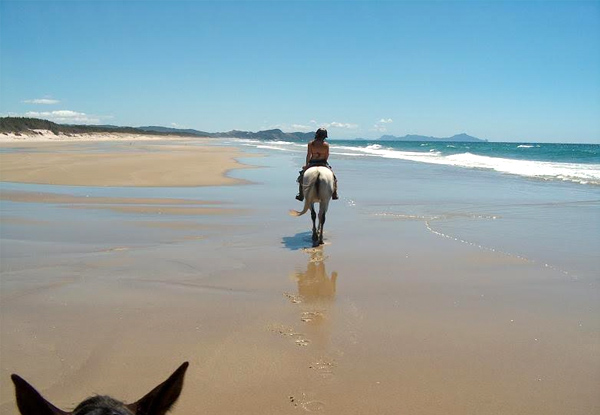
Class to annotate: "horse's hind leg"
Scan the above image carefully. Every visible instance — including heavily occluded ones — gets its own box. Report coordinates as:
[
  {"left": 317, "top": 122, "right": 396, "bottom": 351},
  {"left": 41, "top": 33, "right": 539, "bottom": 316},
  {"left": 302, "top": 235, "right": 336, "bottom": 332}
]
[
  {"left": 318, "top": 210, "right": 326, "bottom": 245},
  {"left": 311, "top": 205, "right": 318, "bottom": 241}
]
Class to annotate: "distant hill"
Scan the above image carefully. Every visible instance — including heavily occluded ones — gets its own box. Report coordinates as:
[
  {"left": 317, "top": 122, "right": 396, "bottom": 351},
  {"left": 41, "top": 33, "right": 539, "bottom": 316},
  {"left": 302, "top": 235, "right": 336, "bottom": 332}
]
[
  {"left": 212, "top": 129, "right": 314, "bottom": 141},
  {"left": 378, "top": 133, "right": 486, "bottom": 142},
  {"left": 138, "top": 125, "right": 213, "bottom": 136},
  {"left": 139, "top": 125, "right": 314, "bottom": 141},
  {"left": 1, "top": 117, "right": 486, "bottom": 143}
]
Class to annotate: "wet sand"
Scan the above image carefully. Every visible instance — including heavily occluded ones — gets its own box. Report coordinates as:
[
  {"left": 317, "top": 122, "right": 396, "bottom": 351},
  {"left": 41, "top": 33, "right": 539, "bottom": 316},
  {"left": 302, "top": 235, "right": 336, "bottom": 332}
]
[{"left": 1, "top": 138, "right": 598, "bottom": 414}]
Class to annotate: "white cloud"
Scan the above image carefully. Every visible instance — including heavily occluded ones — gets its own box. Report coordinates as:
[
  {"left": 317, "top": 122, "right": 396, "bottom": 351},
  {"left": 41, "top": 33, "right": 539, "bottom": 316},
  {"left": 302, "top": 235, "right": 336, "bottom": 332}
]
[
  {"left": 259, "top": 123, "right": 283, "bottom": 130},
  {"left": 23, "top": 98, "right": 60, "bottom": 105},
  {"left": 372, "top": 118, "right": 394, "bottom": 133},
  {"left": 261, "top": 120, "right": 359, "bottom": 133},
  {"left": 291, "top": 124, "right": 314, "bottom": 131},
  {"left": 25, "top": 110, "right": 101, "bottom": 124},
  {"left": 260, "top": 123, "right": 315, "bottom": 132},
  {"left": 324, "top": 121, "right": 359, "bottom": 130}
]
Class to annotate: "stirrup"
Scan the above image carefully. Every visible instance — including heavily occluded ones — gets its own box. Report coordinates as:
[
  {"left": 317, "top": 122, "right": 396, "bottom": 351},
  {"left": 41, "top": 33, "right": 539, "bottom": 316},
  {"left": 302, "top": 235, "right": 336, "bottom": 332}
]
[{"left": 295, "top": 194, "right": 304, "bottom": 201}]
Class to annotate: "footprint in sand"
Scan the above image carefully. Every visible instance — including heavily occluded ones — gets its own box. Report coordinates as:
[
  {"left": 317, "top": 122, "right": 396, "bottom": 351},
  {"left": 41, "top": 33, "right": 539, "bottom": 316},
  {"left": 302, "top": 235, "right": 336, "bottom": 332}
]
[
  {"left": 309, "top": 359, "right": 336, "bottom": 377},
  {"left": 301, "top": 247, "right": 328, "bottom": 262},
  {"left": 295, "top": 338, "right": 310, "bottom": 346},
  {"left": 284, "top": 292, "right": 302, "bottom": 304},
  {"left": 302, "top": 401, "right": 326, "bottom": 412},
  {"left": 301, "top": 311, "right": 324, "bottom": 323},
  {"left": 289, "top": 395, "right": 326, "bottom": 412},
  {"left": 269, "top": 325, "right": 310, "bottom": 346},
  {"left": 267, "top": 324, "right": 310, "bottom": 346},
  {"left": 268, "top": 324, "right": 300, "bottom": 337},
  {"left": 102, "top": 246, "right": 130, "bottom": 253}
]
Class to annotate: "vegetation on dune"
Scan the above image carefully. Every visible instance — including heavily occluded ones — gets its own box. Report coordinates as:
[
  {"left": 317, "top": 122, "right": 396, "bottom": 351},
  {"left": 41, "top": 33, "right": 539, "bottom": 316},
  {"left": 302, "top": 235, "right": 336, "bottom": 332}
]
[
  {"left": 0, "top": 117, "right": 177, "bottom": 136},
  {"left": 0, "top": 117, "right": 63, "bottom": 134},
  {"left": 0, "top": 117, "right": 314, "bottom": 140}
]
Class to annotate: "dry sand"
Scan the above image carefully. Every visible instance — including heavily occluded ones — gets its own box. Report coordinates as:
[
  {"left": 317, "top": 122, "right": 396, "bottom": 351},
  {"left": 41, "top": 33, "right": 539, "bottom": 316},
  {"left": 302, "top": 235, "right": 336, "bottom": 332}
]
[
  {"left": 0, "top": 138, "right": 254, "bottom": 187},
  {"left": 1, "top": 137, "right": 598, "bottom": 415}
]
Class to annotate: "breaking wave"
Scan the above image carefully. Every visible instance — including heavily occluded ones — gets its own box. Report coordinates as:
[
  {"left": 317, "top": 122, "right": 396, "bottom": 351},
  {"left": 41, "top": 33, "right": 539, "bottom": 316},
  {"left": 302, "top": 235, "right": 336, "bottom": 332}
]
[{"left": 231, "top": 138, "right": 600, "bottom": 186}]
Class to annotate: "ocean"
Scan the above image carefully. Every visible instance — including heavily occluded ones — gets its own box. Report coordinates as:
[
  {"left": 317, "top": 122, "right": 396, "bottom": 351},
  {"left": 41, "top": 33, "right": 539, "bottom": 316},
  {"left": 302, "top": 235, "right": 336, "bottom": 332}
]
[
  {"left": 215, "top": 137, "right": 599, "bottom": 282},
  {"left": 240, "top": 139, "right": 600, "bottom": 186}
]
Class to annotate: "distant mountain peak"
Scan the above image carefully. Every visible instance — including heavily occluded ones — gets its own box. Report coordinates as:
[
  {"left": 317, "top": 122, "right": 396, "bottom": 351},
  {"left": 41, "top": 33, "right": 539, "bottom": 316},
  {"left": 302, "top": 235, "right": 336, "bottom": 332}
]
[{"left": 450, "top": 133, "right": 474, "bottom": 139}]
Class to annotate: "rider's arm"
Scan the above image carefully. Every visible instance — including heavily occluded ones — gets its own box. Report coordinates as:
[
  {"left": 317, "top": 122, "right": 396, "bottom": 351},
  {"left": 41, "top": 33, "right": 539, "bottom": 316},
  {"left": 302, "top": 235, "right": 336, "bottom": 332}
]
[
  {"left": 304, "top": 142, "right": 313, "bottom": 168},
  {"left": 323, "top": 142, "right": 330, "bottom": 162}
]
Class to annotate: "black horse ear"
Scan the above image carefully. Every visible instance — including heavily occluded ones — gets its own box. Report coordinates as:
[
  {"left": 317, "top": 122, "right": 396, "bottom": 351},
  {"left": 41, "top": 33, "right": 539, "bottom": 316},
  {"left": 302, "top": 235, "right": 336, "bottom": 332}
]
[
  {"left": 11, "top": 374, "right": 68, "bottom": 415},
  {"left": 127, "top": 362, "right": 189, "bottom": 415}
]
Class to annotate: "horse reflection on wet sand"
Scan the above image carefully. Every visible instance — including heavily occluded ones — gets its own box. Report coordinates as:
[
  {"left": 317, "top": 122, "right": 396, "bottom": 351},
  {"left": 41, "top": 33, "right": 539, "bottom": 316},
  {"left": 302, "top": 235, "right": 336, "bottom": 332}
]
[
  {"left": 295, "top": 257, "right": 338, "bottom": 304},
  {"left": 292, "top": 249, "right": 339, "bottom": 357}
]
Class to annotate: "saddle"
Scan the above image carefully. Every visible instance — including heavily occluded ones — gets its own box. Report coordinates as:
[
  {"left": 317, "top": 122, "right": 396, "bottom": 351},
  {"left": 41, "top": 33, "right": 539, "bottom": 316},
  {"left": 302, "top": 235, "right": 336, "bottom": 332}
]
[
  {"left": 306, "top": 160, "right": 330, "bottom": 169},
  {"left": 296, "top": 161, "right": 338, "bottom": 201}
]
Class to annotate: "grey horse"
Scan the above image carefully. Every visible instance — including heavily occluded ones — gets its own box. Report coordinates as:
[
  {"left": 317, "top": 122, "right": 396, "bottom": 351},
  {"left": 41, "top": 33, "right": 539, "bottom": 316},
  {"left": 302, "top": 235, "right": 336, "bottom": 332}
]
[{"left": 290, "top": 166, "right": 335, "bottom": 245}]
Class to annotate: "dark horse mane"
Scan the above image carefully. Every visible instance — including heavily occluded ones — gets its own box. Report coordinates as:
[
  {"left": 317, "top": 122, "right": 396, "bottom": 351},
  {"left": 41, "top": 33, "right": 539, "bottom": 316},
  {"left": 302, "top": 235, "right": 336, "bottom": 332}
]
[{"left": 11, "top": 362, "right": 189, "bottom": 415}]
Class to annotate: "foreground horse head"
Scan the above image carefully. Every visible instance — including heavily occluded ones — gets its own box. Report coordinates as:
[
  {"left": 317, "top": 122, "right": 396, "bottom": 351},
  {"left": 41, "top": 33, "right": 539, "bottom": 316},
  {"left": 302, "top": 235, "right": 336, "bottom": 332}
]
[
  {"left": 289, "top": 166, "right": 334, "bottom": 245},
  {"left": 11, "top": 361, "right": 188, "bottom": 415}
]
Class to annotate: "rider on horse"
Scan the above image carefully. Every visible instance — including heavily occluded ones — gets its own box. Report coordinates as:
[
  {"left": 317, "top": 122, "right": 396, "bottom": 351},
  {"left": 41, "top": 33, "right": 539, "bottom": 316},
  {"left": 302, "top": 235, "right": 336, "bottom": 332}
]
[{"left": 296, "top": 128, "right": 338, "bottom": 201}]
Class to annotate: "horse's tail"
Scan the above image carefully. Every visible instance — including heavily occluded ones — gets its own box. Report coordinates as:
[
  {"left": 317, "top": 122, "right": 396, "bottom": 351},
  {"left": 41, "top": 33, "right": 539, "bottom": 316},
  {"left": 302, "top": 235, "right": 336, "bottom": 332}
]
[{"left": 289, "top": 170, "right": 319, "bottom": 217}]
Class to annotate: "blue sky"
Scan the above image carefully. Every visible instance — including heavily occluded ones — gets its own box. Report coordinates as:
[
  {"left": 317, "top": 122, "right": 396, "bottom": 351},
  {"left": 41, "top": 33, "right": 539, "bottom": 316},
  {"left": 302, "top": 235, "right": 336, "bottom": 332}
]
[{"left": 1, "top": 1, "right": 599, "bottom": 143}]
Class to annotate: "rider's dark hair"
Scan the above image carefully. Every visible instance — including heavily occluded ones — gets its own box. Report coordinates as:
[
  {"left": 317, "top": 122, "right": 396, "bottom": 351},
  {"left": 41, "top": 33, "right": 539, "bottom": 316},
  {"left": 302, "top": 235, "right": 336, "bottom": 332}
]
[{"left": 315, "top": 128, "right": 328, "bottom": 140}]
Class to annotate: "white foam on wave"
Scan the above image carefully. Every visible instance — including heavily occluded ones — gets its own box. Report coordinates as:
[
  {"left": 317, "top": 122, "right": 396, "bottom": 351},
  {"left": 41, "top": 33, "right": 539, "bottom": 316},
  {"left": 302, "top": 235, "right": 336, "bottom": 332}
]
[
  {"left": 238, "top": 139, "right": 305, "bottom": 153},
  {"left": 255, "top": 144, "right": 295, "bottom": 151},
  {"left": 334, "top": 143, "right": 442, "bottom": 159},
  {"left": 234, "top": 138, "right": 600, "bottom": 186},
  {"left": 335, "top": 146, "right": 600, "bottom": 185},
  {"left": 443, "top": 153, "right": 600, "bottom": 185},
  {"left": 235, "top": 139, "right": 262, "bottom": 144}
]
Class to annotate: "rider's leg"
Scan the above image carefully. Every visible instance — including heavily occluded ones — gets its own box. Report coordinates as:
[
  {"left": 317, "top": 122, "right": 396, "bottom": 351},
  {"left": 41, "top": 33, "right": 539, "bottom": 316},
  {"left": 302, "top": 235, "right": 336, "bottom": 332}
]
[
  {"left": 295, "top": 170, "right": 304, "bottom": 201},
  {"left": 332, "top": 173, "right": 338, "bottom": 200}
]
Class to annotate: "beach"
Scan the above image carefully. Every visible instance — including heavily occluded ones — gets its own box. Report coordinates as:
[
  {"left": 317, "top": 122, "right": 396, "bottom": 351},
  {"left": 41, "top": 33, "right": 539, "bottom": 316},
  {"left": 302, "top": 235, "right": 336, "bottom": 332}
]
[{"left": 1, "top": 135, "right": 598, "bottom": 414}]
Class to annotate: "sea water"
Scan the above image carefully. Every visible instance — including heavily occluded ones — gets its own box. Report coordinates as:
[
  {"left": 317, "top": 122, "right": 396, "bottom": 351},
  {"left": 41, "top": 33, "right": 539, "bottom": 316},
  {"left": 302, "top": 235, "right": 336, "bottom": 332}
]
[
  {"left": 239, "top": 139, "right": 600, "bottom": 186},
  {"left": 222, "top": 138, "right": 600, "bottom": 281}
]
